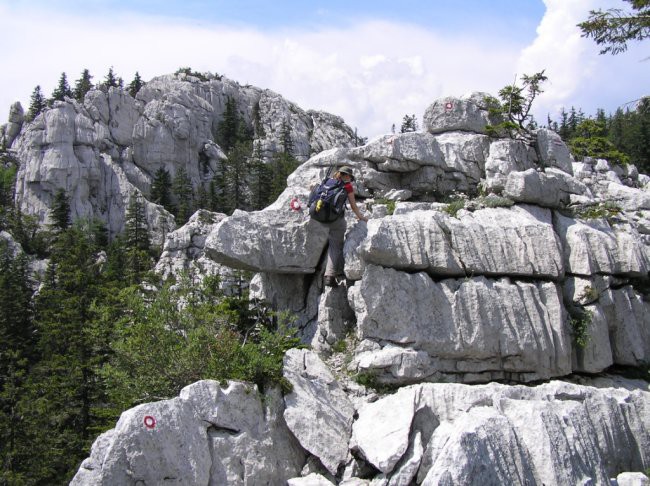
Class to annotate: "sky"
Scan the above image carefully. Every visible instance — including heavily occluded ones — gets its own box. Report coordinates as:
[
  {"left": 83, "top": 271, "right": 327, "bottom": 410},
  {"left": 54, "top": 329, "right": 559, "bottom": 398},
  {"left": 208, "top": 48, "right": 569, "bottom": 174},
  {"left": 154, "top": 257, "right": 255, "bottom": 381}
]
[{"left": 0, "top": 0, "right": 647, "bottom": 139}]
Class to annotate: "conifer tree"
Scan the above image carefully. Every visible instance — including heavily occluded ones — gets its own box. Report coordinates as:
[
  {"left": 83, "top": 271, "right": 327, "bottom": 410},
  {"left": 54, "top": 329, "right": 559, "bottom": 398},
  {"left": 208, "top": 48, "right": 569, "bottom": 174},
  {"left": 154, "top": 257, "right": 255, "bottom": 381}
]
[
  {"left": 250, "top": 142, "right": 273, "bottom": 210},
  {"left": 73, "top": 69, "right": 94, "bottom": 102},
  {"left": 0, "top": 242, "right": 34, "bottom": 484},
  {"left": 26, "top": 86, "right": 46, "bottom": 122},
  {"left": 127, "top": 71, "right": 144, "bottom": 97},
  {"left": 217, "top": 96, "right": 240, "bottom": 152},
  {"left": 400, "top": 114, "right": 418, "bottom": 133},
  {"left": 222, "top": 141, "right": 251, "bottom": 212},
  {"left": 49, "top": 188, "right": 71, "bottom": 231},
  {"left": 124, "top": 193, "right": 151, "bottom": 283},
  {"left": 103, "top": 66, "right": 119, "bottom": 90},
  {"left": 172, "top": 167, "right": 194, "bottom": 224},
  {"left": 51, "top": 72, "right": 73, "bottom": 103},
  {"left": 150, "top": 167, "right": 173, "bottom": 212},
  {"left": 20, "top": 223, "right": 112, "bottom": 483}
]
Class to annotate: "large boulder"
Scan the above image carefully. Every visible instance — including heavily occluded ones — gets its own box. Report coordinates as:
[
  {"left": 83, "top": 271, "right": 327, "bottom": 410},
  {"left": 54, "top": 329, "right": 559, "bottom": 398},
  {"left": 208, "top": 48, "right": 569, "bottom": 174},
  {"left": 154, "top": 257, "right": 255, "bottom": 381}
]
[
  {"left": 349, "top": 380, "right": 650, "bottom": 485},
  {"left": 348, "top": 265, "right": 571, "bottom": 383},
  {"left": 358, "top": 205, "right": 563, "bottom": 280},
  {"left": 423, "top": 92, "right": 503, "bottom": 135},
  {"left": 71, "top": 380, "right": 305, "bottom": 485},
  {"left": 554, "top": 212, "right": 650, "bottom": 277},
  {"left": 283, "top": 349, "right": 355, "bottom": 475},
  {"left": 204, "top": 209, "right": 329, "bottom": 273},
  {"left": 535, "top": 128, "right": 573, "bottom": 174},
  {"left": 503, "top": 168, "right": 589, "bottom": 208}
]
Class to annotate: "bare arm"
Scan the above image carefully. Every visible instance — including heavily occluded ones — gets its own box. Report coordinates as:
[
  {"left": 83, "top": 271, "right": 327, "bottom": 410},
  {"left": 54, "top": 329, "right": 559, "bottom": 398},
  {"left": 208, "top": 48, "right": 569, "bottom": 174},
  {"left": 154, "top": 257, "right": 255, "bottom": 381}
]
[{"left": 347, "top": 192, "right": 368, "bottom": 222}]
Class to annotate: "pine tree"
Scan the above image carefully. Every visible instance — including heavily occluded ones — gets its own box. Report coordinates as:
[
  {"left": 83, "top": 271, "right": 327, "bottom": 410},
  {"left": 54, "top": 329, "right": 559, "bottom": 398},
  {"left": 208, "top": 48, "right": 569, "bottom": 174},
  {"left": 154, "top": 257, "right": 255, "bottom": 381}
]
[
  {"left": 51, "top": 72, "right": 73, "bottom": 103},
  {"left": 400, "top": 114, "right": 418, "bottom": 133},
  {"left": 150, "top": 167, "right": 173, "bottom": 212},
  {"left": 222, "top": 141, "right": 251, "bottom": 212},
  {"left": 279, "top": 119, "right": 293, "bottom": 155},
  {"left": 172, "top": 167, "right": 194, "bottom": 224},
  {"left": 127, "top": 71, "right": 144, "bottom": 97},
  {"left": 250, "top": 142, "right": 273, "bottom": 210},
  {"left": 103, "top": 66, "right": 119, "bottom": 90},
  {"left": 124, "top": 193, "right": 151, "bottom": 279},
  {"left": 20, "top": 224, "right": 113, "bottom": 483},
  {"left": 0, "top": 242, "right": 35, "bottom": 484},
  {"left": 217, "top": 96, "right": 240, "bottom": 152},
  {"left": 50, "top": 188, "right": 71, "bottom": 231},
  {"left": 26, "top": 86, "right": 46, "bottom": 122},
  {"left": 73, "top": 69, "right": 94, "bottom": 102}
]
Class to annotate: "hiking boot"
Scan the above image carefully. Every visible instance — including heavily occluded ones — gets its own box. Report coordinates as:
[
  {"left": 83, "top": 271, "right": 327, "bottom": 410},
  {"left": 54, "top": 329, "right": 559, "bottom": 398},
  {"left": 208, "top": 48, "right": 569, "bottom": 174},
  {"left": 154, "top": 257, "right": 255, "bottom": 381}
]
[{"left": 324, "top": 275, "right": 338, "bottom": 287}]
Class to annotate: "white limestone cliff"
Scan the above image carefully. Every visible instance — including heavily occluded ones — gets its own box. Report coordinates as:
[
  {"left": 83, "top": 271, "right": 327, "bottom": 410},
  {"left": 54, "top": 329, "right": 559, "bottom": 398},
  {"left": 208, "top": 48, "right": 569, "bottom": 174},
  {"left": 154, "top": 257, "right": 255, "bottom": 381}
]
[{"left": 70, "top": 92, "right": 650, "bottom": 485}]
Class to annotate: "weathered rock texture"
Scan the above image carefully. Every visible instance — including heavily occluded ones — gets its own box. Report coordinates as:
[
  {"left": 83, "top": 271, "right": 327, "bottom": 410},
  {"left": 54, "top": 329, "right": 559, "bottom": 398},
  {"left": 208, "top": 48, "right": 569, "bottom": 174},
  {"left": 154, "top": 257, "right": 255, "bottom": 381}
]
[
  {"left": 73, "top": 373, "right": 650, "bottom": 485},
  {"left": 6, "top": 73, "right": 358, "bottom": 243},
  {"left": 203, "top": 93, "right": 650, "bottom": 383},
  {"left": 68, "top": 92, "right": 650, "bottom": 484}
]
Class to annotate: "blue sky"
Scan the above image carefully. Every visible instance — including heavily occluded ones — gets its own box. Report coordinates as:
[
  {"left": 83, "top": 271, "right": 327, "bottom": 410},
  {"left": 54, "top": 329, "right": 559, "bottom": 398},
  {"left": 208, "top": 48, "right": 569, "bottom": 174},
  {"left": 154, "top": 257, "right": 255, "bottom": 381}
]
[{"left": 0, "top": 0, "right": 647, "bottom": 139}]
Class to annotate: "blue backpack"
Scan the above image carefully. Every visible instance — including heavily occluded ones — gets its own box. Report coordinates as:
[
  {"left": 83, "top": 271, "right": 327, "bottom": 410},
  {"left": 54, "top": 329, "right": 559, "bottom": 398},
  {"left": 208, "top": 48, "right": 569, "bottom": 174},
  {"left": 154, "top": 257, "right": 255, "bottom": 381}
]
[{"left": 308, "top": 177, "right": 348, "bottom": 223}]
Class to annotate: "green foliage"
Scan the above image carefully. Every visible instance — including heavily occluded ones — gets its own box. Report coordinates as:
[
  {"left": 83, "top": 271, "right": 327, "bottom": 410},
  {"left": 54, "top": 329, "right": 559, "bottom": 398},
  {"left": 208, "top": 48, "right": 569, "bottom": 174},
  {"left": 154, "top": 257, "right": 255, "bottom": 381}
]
[
  {"left": 569, "top": 308, "right": 593, "bottom": 348},
  {"left": 102, "top": 66, "right": 122, "bottom": 90},
  {"left": 353, "top": 371, "right": 398, "bottom": 394},
  {"left": 568, "top": 118, "right": 630, "bottom": 165},
  {"left": 49, "top": 188, "right": 71, "bottom": 231},
  {"left": 16, "top": 222, "right": 119, "bottom": 484},
  {"left": 102, "top": 277, "right": 302, "bottom": 409},
  {"left": 486, "top": 71, "right": 548, "bottom": 142},
  {"left": 400, "top": 114, "right": 418, "bottom": 133},
  {"left": 26, "top": 85, "right": 46, "bottom": 122},
  {"left": 443, "top": 198, "right": 466, "bottom": 218},
  {"left": 578, "top": 0, "right": 650, "bottom": 55},
  {"left": 172, "top": 167, "right": 194, "bottom": 224},
  {"left": 175, "top": 67, "right": 212, "bottom": 82},
  {"left": 73, "top": 69, "right": 94, "bottom": 102},
  {"left": 578, "top": 285, "right": 599, "bottom": 303},
  {"left": 127, "top": 71, "right": 145, "bottom": 97},
  {"left": 124, "top": 193, "right": 152, "bottom": 283},
  {"left": 572, "top": 201, "right": 622, "bottom": 221},
  {"left": 249, "top": 142, "right": 274, "bottom": 210},
  {"left": 473, "top": 195, "right": 515, "bottom": 209},
  {"left": 150, "top": 167, "right": 173, "bottom": 212},
  {"left": 50, "top": 72, "right": 73, "bottom": 104},
  {"left": 374, "top": 198, "right": 397, "bottom": 215}
]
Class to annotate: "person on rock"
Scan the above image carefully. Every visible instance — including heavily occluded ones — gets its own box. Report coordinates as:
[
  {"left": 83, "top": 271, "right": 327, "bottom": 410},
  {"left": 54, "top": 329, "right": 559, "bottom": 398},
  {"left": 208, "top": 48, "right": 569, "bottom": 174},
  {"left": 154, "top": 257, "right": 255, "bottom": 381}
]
[{"left": 319, "top": 166, "right": 368, "bottom": 287}]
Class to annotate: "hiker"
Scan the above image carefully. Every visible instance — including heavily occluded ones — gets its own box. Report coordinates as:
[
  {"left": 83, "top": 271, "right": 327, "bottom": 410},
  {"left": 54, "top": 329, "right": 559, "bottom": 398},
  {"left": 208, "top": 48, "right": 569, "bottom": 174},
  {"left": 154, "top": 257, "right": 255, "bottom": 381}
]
[{"left": 311, "top": 165, "right": 368, "bottom": 287}]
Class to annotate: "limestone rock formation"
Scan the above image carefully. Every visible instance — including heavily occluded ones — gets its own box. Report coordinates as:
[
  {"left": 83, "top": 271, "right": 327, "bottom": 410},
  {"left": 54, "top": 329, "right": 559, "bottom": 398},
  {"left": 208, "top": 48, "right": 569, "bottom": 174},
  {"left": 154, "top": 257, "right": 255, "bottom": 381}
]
[
  {"left": 204, "top": 93, "right": 650, "bottom": 384},
  {"left": 73, "top": 374, "right": 650, "bottom": 485},
  {"left": 70, "top": 92, "right": 650, "bottom": 484},
  {"left": 7, "top": 73, "right": 359, "bottom": 243}
]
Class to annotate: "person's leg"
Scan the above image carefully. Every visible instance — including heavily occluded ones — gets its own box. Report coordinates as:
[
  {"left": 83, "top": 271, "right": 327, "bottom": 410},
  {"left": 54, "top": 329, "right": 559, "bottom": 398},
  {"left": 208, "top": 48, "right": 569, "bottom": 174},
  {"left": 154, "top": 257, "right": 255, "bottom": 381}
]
[{"left": 324, "top": 217, "right": 346, "bottom": 280}]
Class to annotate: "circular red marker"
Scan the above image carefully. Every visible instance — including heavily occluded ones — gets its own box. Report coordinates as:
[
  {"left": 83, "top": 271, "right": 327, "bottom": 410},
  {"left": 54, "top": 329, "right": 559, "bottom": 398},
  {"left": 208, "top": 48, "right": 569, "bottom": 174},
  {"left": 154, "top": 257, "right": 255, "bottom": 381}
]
[
  {"left": 445, "top": 102, "right": 453, "bottom": 111},
  {"left": 144, "top": 415, "right": 156, "bottom": 429},
  {"left": 290, "top": 197, "right": 302, "bottom": 211}
]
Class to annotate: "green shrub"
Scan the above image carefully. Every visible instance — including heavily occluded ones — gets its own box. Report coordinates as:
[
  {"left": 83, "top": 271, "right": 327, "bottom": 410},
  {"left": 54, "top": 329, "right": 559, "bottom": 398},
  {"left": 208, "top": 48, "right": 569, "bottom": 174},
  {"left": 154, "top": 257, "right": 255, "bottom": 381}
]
[
  {"left": 102, "top": 276, "right": 302, "bottom": 409},
  {"left": 573, "top": 201, "right": 622, "bottom": 221},
  {"left": 443, "top": 199, "right": 465, "bottom": 218},
  {"left": 374, "top": 198, "right": 396, "bottom": 216},
  {"left": 569, "top": 309, "right": 592, "bottom": 349}
]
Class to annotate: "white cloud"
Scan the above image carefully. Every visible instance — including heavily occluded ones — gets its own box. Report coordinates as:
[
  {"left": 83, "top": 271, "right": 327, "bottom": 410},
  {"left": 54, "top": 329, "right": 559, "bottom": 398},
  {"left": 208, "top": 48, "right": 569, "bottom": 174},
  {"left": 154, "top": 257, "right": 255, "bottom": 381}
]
[
  {"left": 518, "top": 0, "right": 650, "bottom": 120},
  {"left": 0, "top": 5, "right": 521, "bottom": 139},
  {"left": 2, "top": 1, "right": 646, "bottom": 139}
]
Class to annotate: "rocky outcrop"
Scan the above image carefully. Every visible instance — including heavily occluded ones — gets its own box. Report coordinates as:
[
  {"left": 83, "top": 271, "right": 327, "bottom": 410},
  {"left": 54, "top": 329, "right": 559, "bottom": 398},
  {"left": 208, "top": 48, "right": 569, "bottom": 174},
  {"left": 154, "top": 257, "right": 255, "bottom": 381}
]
[
  {"left": 73, "top": 92, "right": 650, "bottom": 485},
  {"left": 71, "top": 380, "right": 305, "bottom": 485},
  {"left": 73, "top": 371, "right": 650, "bottom": 485},
  {"left": 0, "top": 101, "right": 24, "bottom": 147},
  {"left": 7, "top": 73, "right": 359, "bottom": 243},
  {"left": 203, "top": 93, "right": 650, "bottom": 384}
]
